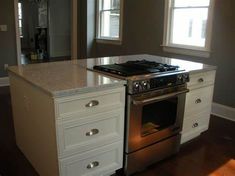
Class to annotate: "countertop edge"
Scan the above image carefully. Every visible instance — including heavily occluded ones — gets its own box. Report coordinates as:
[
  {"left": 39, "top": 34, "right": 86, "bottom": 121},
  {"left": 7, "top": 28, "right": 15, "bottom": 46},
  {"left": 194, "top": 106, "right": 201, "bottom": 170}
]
[
  {"left": 188, "top": 65, "right": 217, "bottom": 74},
  {"left": 8, "top": 70, "right": 55, "bottom": 97},
  {"left": 52, "top": 81, "right": 127, "bottom": 98},
  {"left": 8, "top": 69, "right": 127, "bottom": 98}
]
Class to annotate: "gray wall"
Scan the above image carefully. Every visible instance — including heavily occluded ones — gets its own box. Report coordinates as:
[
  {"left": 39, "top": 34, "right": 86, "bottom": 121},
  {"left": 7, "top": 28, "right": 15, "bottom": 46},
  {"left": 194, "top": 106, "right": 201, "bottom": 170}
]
[
  {"left": 95, "top": 0, "right": 235, "bottom": 108},
  {"left": 0, "top": 0, "right": 17, "bottom": 77},
  {"left": 48, "top": 0, "right": 71, "bottom": 58}
]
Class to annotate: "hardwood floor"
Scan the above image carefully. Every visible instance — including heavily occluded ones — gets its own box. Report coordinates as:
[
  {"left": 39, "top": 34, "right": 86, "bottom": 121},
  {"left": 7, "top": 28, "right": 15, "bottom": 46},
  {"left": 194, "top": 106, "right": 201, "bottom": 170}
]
[{"left": 0, "top": 86, "right": 234, "bottom": 176}]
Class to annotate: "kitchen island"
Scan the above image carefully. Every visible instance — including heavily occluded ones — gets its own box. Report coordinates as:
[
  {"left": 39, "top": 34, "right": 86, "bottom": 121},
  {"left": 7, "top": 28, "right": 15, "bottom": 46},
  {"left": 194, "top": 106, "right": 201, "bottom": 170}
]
[
  {"left": 8, "top": 54, "right": 216, "bottom": 176},
  {"left": 8, "top": 61, "right": 126, "bottom": 176}
]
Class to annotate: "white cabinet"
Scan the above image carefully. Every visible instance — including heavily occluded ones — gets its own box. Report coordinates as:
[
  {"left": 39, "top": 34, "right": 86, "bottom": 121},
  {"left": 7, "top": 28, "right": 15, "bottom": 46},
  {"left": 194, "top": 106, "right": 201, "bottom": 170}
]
[
  {"left": 55, "top": 88, "right": 125, "bottom": 176},
  {"left": 9, "top": 73, "right": 125, "bottom": 176},
  {"left": 57, "top": 109, "right": 124, "bottom": 158},
  {"left": 59, "top": 141, "right": 123, "bottom": 176},
  {"left": 181, "top": 70, "right": 216, "bottom": 144}
]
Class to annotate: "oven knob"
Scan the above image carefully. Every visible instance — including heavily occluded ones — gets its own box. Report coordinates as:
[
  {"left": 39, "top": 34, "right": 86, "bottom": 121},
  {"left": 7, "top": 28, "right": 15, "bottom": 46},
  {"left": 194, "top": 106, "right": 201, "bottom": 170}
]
[
  {"left": 183, "top": 74, "right": 189, "bottom": 82},
  {"left": 177, "top": 75, "right": 183, "bottom": 81},
  {"left": 178, "top": 74, "right": 189, "bottom": 83},
  {"left": 141, "top": 81, "right": 150, "bottom": 90},
  {"left": 133, "top": 82, "right": 140, "bottom": 92}
]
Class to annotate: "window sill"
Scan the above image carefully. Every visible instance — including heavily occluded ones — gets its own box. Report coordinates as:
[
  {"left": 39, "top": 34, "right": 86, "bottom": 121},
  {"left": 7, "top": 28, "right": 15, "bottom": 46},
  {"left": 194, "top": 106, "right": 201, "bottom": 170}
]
[
  {"left": 162, "top": 45, "right": 210, "bottom": 58},
  {"left": 96, "top": 38, "right": 122, "bottom": 45}
]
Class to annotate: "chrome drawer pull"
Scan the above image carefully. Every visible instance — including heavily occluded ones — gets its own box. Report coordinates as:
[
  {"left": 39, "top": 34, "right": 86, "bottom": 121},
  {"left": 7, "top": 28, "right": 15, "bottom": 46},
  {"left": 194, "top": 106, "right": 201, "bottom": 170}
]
[
  {"left": 87, "top": 161, "right": 99, "bottom": 169},
  {"left": 198, "top": 78, "right": 204, "bottom": 83},
  {"left": 195, "top": 99, "right": 202, "bottom": 104},
  {"left": 85, "top": 100, "right": 99, "bottom": 108},
  {"left": 86, "top": 129, "right": 99, "bottom": 136},
  {"left": 192, "top": 123, "right": 199, "bottom": 128}
]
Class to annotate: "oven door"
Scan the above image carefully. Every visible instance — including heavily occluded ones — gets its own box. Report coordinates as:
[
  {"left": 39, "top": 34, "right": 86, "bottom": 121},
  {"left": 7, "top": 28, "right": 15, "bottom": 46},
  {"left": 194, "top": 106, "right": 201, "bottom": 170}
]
[{"left": 126, "top": 86, "right": 189, "bottom": 153}]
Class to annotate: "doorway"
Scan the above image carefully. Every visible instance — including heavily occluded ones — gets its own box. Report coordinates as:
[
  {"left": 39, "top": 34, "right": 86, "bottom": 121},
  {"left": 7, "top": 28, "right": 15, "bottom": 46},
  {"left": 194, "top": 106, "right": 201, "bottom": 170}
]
[{"left": 14, "top": 0, "right": 77, "bottom": 65}]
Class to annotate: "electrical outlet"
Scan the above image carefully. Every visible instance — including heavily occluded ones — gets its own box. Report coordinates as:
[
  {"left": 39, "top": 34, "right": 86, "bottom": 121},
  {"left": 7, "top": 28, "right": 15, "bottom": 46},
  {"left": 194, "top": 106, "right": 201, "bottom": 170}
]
[{"left": 4, "top": 64, "right": 9, "bottom": 70}]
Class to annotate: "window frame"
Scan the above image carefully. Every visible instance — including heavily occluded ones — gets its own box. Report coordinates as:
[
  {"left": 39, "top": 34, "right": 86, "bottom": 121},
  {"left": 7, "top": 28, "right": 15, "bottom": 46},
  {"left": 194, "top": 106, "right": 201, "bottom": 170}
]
[
  {"left": 96, "top": 0, "right": 124, "bottom": 44},
  {"left": 18, "top": 2, "right": 23, "bottom": 38},
  {"left": 162, "top": 0, "right": 215, "bottom": 58}
]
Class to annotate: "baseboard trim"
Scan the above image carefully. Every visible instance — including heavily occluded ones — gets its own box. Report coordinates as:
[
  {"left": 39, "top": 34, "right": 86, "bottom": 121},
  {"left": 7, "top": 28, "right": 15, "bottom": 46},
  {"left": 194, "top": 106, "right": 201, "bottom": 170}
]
[
  {"left": 211, "top": 103, "right": 235, "bottom": 122},
  {"left": 0, "top": 77, "right": 9, "bottom": 87}
]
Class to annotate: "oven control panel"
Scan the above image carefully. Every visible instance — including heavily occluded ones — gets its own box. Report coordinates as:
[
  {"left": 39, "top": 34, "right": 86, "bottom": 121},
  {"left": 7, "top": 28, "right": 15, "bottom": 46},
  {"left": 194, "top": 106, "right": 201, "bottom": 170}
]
[
  {"left": 133, "top": 80, "right": 151, "bottom": 93},
  {"left": 132, "top": 73, "right": 189, "bottom": 94}
]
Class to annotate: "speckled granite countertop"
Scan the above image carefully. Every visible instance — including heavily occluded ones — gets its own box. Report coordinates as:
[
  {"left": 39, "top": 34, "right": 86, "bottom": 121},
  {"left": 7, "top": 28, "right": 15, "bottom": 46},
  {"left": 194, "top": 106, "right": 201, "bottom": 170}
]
[
  {"left": 8, "top": 61, "right": 126, "bottom": 98},
  {"left": 8, "top": 54, "right": 216, "bottom": 97},
  {"left": 77, "top": 54, "right": 217, "bottom": 74}
]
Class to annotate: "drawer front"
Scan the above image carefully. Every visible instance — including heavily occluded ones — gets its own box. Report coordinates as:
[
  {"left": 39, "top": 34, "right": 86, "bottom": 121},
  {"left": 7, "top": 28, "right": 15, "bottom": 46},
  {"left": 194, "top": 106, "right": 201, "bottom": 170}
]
[
  {"left": 188, "top": 70, "right": 216, "bottom": 89},
  {"left": 57, "top": 109, "right": 124, "bottom": 157},
  {"left": 182, "top": 110, "right": 211, "bottom": 135},
  {"left": 56, "top": 87, "right": 125, "bottom": 118},
  {"left": 184, "top": 86, "right": 214, "bottom": 117},
  {"left": 59, "top": 141, "right": 123, "bottom": 176}
]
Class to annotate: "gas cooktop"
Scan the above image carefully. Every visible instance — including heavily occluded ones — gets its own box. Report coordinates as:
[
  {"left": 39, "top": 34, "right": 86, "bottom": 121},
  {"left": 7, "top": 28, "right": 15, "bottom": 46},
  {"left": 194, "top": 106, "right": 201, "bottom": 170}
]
[
  {"left": 93, "top": 60, "right": 181, "bottom": 77},
  {"left": 93, "top": 60, "right": 189, "bottom": 94}
]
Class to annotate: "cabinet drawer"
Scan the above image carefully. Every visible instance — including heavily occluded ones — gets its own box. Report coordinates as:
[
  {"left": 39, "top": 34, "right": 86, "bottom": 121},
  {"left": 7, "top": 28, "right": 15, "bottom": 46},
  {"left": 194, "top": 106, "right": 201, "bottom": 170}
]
[
  {"left": 182, "top": 111, "right": 210, "bottom": 135},
  {"left": 57, "top": 109, "right": 124, "bottom": 157},
  {"left": 56, "top": 87, "right": 125, "bottom": 118},
  {"left": 184, "top": 86, "right": 213, "bottom": 117},
  {"left": 188, "top": 70, "right": 216, "bottom": 89},
  {"left": 59, "top": 141, "right": 123, "bottom": 176}
]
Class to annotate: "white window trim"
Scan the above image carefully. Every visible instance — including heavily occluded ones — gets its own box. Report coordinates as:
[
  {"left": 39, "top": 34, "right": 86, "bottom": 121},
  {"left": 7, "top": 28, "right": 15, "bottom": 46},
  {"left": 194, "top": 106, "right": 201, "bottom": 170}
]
[
  {"left": 18, "top": 2, "right": 23, "bottom": 38},
  {"left": 96, "top": 0, "right": 124, "bottom": 45},
  {"left": 162, "top": 0, "right": 215, "bottom": 58}
]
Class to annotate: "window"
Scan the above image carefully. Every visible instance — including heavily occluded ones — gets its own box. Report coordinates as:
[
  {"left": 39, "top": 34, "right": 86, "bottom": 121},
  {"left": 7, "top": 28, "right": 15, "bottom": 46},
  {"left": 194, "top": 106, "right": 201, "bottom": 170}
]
[
  {"left": 163, "top": 0, "right": 214, "bottom": 57},
  {"left": 96, "top": 0, "right": 123, "bottom": 43},
  {"left": 18, "top": 2, "right": 23, "bottom": 37}
]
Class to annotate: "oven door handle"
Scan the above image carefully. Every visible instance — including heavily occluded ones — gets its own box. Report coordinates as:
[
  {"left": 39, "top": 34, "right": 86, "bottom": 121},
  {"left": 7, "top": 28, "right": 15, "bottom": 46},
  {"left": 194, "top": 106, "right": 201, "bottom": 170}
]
[{"left": 132, "top": 89, "right": 189, "bottom": 105}]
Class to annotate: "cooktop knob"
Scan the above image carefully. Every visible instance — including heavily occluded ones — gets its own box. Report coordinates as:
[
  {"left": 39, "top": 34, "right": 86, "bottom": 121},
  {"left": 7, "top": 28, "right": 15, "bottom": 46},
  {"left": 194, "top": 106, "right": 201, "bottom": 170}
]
[
  {"left": 177, "top": 74, "right": 183, "bottom": 81},
  {"left": 183, "top": 74, "right": 189, "bottom": 82},
  {"left": 133, "top": 82, "right": 141, "bottom": 92},
  {"left": 177, "top": 73, "right": 189, "bottom": 83},
  {"left": 142, "top": 82, "right": 147, "bottom": 90},
  {"left": 141, "top": 80, "right": 150, "bottom": 90}
]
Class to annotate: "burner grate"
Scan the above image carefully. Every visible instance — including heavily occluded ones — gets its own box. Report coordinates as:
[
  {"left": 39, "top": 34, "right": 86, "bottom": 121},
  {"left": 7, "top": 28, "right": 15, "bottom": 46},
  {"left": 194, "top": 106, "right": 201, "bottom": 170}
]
[{"left": 94, "top": 60, "right": 180, "bottom": 77}]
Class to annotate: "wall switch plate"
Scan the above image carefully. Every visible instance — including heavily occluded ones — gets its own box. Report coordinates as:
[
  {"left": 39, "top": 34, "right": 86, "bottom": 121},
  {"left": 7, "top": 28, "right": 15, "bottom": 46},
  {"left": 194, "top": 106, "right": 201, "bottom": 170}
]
[{"left": 0, "top": 25, "right": 8, "bottom": 32}]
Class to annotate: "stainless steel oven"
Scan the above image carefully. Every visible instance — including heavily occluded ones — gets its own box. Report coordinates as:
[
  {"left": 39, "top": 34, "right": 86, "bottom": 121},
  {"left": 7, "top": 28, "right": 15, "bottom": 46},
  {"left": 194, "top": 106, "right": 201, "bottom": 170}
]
[
  {"left": 92, "top": 58, "right": 190, "bottom": 175},
  {"left": 124, "top": 84, "right": 189, "bottom": 175}
]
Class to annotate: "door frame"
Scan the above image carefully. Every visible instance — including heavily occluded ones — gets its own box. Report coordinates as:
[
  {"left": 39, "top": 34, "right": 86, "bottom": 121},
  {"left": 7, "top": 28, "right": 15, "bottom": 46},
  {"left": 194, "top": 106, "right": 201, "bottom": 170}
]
[
  {"left": 14, "top": 0, "right": 78, "bottom": 65},
  {"left": 14, "top": 0, "right": 22, "bottom": 65},
  {"left": 71, "top": 0, "right": 78, "bottom": 60}
]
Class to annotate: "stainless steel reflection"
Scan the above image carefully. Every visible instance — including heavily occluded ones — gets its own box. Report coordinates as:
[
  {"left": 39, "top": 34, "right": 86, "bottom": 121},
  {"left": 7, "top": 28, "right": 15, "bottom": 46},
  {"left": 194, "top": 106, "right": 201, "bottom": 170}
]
[
  {"left": 124, "top": 84, "right": 188, "bottom": 175},
  {"left": 91, "top": 59, "right": 190, "bottom": 175},
  {"left": 132, "top": 89, "right": 189, "bottom": 105}
]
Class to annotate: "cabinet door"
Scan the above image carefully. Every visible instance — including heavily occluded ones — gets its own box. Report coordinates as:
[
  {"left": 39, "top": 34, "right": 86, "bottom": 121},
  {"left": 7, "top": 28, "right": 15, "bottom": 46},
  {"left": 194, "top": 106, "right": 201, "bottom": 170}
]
[
  {"left": 59, "top": 141, "right": 123, "bottom": 176},
  {"left": 188, "top": 70, "right": 216, "bottom": 90},
  {"left": 56, "top": 87, "right": 125, "bottom": 119},
  {"left": 181, "top": 110, "right": 210, "bottom": 144},
  {"left": 184, "top": 86, "right": 214, "bottom": 118},
  {"left": 57, "top": 109, "right": 124, "bottom": 157}
]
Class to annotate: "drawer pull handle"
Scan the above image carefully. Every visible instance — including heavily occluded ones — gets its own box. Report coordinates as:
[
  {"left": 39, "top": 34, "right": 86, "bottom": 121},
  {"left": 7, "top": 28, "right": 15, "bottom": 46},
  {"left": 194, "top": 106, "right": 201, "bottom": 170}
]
[
  {"left": 86, "top": 129, "right": 99, "bottom": 136},
  {"left": 192, "top": 123, "right": 199, "bottom": 128},
  {"left": 198, "top": 78, "right": 204, "bottom": 83},
  {"left": 195, "top": 99, "right": 202, "bottom": 104},
  {"left": 85, "top": 100, "right": 99, "bottom": 108},
  {"left": 87, "top": 161, "right": 99, "bottom": 169}
]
